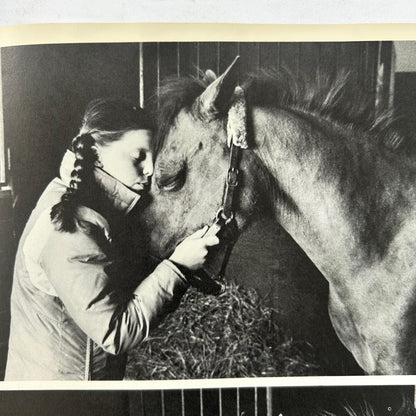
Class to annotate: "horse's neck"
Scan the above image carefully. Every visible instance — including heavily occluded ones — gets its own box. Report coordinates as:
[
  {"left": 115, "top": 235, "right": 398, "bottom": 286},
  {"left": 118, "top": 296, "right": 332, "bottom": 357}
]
[{"left": 251, "top": 107, "right": 415, "bottom": 281}]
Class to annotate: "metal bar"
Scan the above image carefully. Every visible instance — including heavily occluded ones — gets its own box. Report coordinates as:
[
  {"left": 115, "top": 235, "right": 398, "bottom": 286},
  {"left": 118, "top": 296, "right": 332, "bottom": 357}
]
[
  {"left": 375, "top": 41, "right": 383, "bottom": 114},
  {"left": 181, "top": 389, "right": 186, "bottom": 416},
  {"left": 219, "top": 388, "right": 223, "bottom": 416},
  {"left": 156, "top": 42, "right": 160, "bottom": 106},
  {"left": 200, "top": 389, "right": 204, "bottom": 416},
  {"left": 276, "top": 42, "right": 281, "bottom": 70},
  {"left": 215, "top": 42, "right": 220, "bottom": 76},
  {"left": 139, "top": 43, "right": 145, "bottom": 108},
  {"left": 0, "top": 49, "right": 6, "bottom": 185},
  {"left": 388, "top": 43, "right": 396, "bottom": 110},
  {"left": 196, "top": 43, "right": 200, "bottom": 77},
  {"left": 254, "top": 387, "right": 258, "bottom": 416},
  {"left": 139, "top": 391, "right": 146, "bottom": 416},
  {"left": 266, "top": 387, "right": 272, "bottom": 416},
  {"left": 296, "top": 42, "right": 301, "bottom": 77},
  {"left": 161, "top": 390, "right": 166, "bottom": 416},
  {"left": 256, "top": 42, "right": 261, "bottom": 74},
  {"left": 236, "top": 387, "right": 240, "bottom": 416},
  {"left": 176, "top": 42, "right": 180, "bottom": 78}
]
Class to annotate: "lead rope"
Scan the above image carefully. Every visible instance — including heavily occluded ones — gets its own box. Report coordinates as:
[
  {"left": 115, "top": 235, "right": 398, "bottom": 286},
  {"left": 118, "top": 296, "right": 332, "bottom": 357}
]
[{"left": 84, "top": 336, "right": 92, "bottom": 380}]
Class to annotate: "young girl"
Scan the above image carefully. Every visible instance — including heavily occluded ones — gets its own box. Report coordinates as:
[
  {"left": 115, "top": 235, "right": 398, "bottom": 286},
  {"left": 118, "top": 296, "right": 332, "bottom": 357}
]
[{"left": 5, "top": 98, "right": 219, "bottom": 381}]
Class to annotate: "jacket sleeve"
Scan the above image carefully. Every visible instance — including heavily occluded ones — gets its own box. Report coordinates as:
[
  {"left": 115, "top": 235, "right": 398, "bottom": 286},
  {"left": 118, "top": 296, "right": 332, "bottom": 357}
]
[{"left": 40, "top": 224, "right": 188, "bottom": 355}]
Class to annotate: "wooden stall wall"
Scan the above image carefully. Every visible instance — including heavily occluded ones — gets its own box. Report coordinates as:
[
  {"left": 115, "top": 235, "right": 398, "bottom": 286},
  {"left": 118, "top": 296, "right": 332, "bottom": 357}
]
[
  {"left": 141, "top": 42, "right": 386, "bottom": 106},
  {"left": 0, "top": 42, "right": 393, "bottom": 378}
]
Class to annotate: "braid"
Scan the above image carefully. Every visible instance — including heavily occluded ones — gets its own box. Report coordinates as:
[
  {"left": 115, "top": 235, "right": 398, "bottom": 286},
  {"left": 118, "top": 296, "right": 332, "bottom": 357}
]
[{"left": 50, "top": 133, "right": 98, "bottom": 232}]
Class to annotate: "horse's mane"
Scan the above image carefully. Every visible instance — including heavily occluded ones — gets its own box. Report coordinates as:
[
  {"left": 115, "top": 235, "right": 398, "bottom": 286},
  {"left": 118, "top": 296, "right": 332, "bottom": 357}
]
[
  {"left": 244, "top": 70, "right": 406, "bottom": 150},
  {"left": 154, "top": 69, "right": 407, "bottom": 152}
]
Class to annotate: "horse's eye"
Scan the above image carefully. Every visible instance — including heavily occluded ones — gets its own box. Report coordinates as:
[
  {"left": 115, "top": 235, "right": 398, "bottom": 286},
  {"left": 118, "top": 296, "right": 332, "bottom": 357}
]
[{"left": 156, "top": 165, "right": 187, "bottom": 192}]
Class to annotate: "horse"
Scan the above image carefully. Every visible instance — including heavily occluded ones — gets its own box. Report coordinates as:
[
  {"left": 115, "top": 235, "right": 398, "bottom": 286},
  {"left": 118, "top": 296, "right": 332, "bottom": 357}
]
[{"left": 140, "top": 56, "right": 416, "bottom": 375}]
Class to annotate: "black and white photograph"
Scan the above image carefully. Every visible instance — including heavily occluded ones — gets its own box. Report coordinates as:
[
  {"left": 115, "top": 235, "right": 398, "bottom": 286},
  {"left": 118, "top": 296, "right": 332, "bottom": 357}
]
[
  {"left": 1, "top": 33, "right": 416, "bottom": 412},
  {"left": 0, "top": 385, "right": 415, "bottom": 416}
]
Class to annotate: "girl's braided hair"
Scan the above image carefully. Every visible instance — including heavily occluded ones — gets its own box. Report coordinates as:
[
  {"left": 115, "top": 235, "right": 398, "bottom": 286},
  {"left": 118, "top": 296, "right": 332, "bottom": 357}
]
[{"left": 51, "top": 98, "right": 152, "bottom": 232}]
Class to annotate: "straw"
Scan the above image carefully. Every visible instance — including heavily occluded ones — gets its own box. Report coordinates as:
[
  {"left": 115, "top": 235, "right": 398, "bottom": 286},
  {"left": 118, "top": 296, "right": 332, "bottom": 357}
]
[{"left": 126, "top": 281, "right": 320, "bottom": 379}]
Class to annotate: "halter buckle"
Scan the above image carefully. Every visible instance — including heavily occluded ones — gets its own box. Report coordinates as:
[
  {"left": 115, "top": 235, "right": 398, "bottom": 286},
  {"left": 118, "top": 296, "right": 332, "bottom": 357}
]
[{"left": 227, "top": 168, "right": 239, "bottom": 187}]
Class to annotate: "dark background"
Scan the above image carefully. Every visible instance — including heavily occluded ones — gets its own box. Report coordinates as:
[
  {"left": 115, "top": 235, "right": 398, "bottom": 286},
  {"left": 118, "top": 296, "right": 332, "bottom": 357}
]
[
  {"left": 0, "top": 41, "right": 403, "bottom": 378},
  {"left": 0, "top": 385, "right": 413, "bottom": 416}
]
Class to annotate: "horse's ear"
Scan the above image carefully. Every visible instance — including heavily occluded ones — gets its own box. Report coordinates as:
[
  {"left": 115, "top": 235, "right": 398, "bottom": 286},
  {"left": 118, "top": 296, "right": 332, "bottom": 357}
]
[
  {"left": 196, "top": 56, "right": 240, "bottom": 118},
  {"left": 202, "top": 70, "right": 217, "bottom": 84}
]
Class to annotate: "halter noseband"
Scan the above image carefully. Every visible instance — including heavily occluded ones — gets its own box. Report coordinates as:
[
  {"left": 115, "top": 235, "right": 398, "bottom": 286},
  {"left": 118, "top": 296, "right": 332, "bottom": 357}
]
[{"left": 190, "top": 86, "right": 248, "bottom": 294}]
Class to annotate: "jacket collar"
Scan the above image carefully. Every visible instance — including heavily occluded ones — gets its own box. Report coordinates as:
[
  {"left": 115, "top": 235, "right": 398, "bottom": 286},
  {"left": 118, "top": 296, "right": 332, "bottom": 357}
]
[{"left": 59, "top": 149, "right": 141, "bottom": 215}]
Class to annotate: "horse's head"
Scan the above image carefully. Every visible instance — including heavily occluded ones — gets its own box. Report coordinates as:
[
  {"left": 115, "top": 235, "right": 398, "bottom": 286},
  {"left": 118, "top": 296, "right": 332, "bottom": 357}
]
[{"left": 142, "top": 58, "right": 268, "bottom": 259}]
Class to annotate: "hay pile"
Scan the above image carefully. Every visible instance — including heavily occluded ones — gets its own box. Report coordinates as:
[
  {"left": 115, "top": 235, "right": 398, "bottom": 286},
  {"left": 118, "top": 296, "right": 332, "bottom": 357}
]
[{"left": 125, "top": 282, "right": 320, "bottom": 379}]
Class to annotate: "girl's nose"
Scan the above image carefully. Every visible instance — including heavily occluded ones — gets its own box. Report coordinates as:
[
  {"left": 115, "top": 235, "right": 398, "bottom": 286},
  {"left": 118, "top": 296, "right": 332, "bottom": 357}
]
[{"left": 142, "top": 153, "right": 154, "bottom": 177}]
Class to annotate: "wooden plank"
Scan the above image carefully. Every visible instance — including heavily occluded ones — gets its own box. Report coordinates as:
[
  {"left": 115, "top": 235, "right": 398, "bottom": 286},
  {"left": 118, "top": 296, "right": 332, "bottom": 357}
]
[
  {"left": 279, "top": 42, "right": 301, "bottom": 76},
  {"left": 378, "top": 41, "right": 394, "bottom": 112},
  {"left": 0, "top": 189, "right": 13, "bottom": 220},
  {"left": 354, "top": 42, "right": 367, "bottom": 93},
  {"left": 178, "top": 42, "right": 199, "bottom": 78},
  {"left": 299, "top": 42, "right": 321, "bottom": 78},
  {"left": 0, "top": 49, "right": 5, "bottom": 185},
  {"left": 158, "top": 42, "right": 180, "bottom": 81},
  {"left": 318, "top": 42, "right": 339, "bottom": 78},
  {"left": 163, "top": 390, "right": 183, "bottom": 416},
  {"left": 220, "top": 389, "right": 237, "bottom": 416},
  {"left": 239, "top": 42, "right": 261, "bottom": 79},
  {"left": 0, "top": 309, "right": 10, "bottom": 341},
  {"left": 198, "top": 42, "right": 220, "bottom": 77},
  {"left": 239, "top": 388, "right": 255, "bottom": 416},
  {"left": 364, "top": 41, "right": 379, "bottom": 97},
  {"left": 184, "top": 389, "right": 201, "bottom": 416},
  {"left": 202, "top": 389, "right": 220, "bottom": 416},
  {"left": 128, "top": 391, "right": 145, "bottom": 416},
  {"left": 0, "top": 341, "right": 8, "bottom": 380},
  {"left": 340, "top": 42, "right": 363, "bottom": 86},
  {"left": 140, "top": 390, "right": 163, "bottom": 416},
  {"left": 337, "top": 41, "right": 365, "bottom": 94},
  {"left": 0, "top": 253, "right": 12, "bottom": 306},
  {"left": 255, "top": 387, "right": 268, "bottom": 416},
  {"left": 336, "top": 41, "right": 353, "bottom": 72},
  {"left": 259, "top": 42, "right": 280, "bottom": 71},
  {"left": 142, "top": 43, "right": 159, "bottom": 105},
  {"left": 218, "top": 42, "right": 240, "bottom": 75}
]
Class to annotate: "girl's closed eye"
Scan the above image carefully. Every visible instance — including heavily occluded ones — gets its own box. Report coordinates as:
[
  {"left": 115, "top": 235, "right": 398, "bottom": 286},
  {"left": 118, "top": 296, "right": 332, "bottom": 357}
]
[{"left": 132, "top": 150, "right": 146, "bottom": 166}]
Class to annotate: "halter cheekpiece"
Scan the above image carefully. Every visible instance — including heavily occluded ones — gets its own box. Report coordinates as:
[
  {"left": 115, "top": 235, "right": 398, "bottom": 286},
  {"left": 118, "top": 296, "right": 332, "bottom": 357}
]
[{"left": 190, "top": 86, "right": 248, "bottom": 294}]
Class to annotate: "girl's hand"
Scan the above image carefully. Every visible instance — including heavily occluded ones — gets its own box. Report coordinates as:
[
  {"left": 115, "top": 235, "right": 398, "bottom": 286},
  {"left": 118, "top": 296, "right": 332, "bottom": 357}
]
[{"left": 169, "top": 226, "right": 220, "bottom": 271}]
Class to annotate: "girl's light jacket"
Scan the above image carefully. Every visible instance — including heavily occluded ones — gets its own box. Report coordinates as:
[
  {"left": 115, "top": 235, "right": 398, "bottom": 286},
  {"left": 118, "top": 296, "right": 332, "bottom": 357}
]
[{"left": 5, "top": 151, "right": 188, "bottom": 380}]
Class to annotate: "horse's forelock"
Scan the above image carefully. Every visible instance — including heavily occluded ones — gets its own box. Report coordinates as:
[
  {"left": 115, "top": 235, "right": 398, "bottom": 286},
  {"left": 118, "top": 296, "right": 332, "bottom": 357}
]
[{"left": 152, "top": 76, "right": 207, "bottom": 154}]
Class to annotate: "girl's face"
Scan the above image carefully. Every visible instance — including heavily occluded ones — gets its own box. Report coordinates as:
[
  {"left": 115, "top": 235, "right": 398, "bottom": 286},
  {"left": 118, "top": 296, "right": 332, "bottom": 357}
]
[{"left": 97, "top": 129, "right": 154, "bottom": 192}]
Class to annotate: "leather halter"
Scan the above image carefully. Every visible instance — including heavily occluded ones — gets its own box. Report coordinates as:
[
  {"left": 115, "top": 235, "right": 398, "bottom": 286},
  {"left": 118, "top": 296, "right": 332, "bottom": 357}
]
[{"left": 190, "top": 86, "right": 248, "bottom": 295}]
